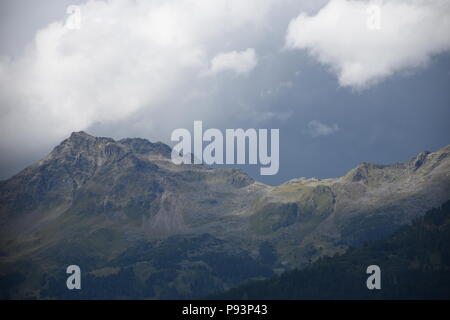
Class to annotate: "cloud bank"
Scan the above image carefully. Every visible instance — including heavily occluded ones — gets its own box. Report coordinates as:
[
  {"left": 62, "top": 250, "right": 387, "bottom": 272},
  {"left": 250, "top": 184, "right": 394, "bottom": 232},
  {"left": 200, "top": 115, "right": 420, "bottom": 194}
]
[
  {"left": 0, "top": 0, "right": 448, "bottom": 180},
  {"left": 0, "top": 0, "right": 285, "bottom": 162},
  {"left": 286, "top": 0, "right": 450, "bottom": 88}
]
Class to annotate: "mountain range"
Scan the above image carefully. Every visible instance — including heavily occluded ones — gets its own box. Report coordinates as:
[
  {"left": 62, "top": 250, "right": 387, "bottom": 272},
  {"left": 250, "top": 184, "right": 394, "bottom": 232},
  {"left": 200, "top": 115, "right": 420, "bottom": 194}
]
[
  {"left": 211, "top": 200, "right": 450, "bottom": 299},
  {"left": 0, "top": 131, "right": 449, "bottom": 299}
]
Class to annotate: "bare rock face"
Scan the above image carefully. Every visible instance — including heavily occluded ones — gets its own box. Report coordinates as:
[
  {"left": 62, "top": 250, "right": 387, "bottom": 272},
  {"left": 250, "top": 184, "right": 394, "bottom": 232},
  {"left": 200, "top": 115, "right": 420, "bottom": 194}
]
[{"left": 0, "top": 132, "right": 449, "bottom": 299}]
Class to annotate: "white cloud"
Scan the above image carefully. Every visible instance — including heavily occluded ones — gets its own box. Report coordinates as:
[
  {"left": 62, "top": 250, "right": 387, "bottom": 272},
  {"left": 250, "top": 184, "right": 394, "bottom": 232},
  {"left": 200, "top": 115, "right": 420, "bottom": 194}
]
[
  {"left": 0, "top": 0, "right": 280, "bottom": 158},
  {"left": 209, "top": 48, "right": 258, "bottom": 75},
  {"left": 0, "top": 0, "right": 335, "bottom": 178},
  {"left": 307, "top": 120, "right": 339, "bottom": 137},
  {"left": 286, "top": 0, "right": 450, "bottom": 89}
]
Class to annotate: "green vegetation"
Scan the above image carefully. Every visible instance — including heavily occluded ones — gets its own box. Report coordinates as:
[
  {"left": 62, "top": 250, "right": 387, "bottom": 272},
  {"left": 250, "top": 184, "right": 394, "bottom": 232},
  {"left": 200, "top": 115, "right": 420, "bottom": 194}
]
[
  {"left": 6, "top": 234, "right": 275, "bottom": 300},
  {"left": 210, "top": 200, "right": 450, "bottom": 299},
  {"left": 250, "top": 202, "right": 299, "bottom": 234}
]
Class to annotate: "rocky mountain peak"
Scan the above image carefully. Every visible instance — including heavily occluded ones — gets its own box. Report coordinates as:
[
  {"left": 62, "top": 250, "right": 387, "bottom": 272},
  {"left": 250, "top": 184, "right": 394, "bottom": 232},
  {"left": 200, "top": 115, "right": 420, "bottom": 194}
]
[
  {"left": 49, "top": 132, "right": 172, "bottom": 163},
  {"left": 54, "top": 131, "right": 114, "bottom": 155},
  {"left": 69, "top": 130, "right": 94, "bottom": 140},
  {"left": 119, "top": 137, "right": 172, "bottom": 158}
]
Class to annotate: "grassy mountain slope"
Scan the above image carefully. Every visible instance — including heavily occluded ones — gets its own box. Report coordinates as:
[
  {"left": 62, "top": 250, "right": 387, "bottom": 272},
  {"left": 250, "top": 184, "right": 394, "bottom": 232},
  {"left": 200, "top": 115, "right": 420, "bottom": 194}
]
[{"left": 211, "top": 200, "right": 450, "bottom": 299}]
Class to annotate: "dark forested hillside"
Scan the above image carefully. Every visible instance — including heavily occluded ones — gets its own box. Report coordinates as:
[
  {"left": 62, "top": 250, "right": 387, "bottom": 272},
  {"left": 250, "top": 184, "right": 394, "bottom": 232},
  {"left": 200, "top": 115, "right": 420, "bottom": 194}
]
[{"left": 211, "top": 200, "right": 450, "bottom": 299}]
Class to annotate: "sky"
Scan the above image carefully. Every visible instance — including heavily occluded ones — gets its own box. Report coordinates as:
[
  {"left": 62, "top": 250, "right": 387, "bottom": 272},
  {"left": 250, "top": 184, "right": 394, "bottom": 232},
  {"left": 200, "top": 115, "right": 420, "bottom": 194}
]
[{"left": 0, "top": 0, "right": 449, "bottom": 185}]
